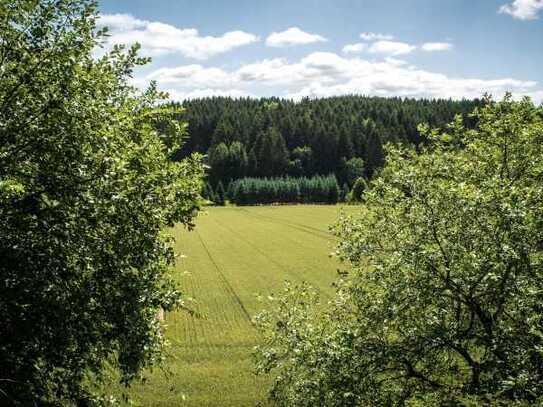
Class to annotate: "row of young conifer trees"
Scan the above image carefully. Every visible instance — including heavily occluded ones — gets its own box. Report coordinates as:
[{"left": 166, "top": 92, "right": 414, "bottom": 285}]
[{"left": 202, "top": 175, "right": 367, "bottom": 205}]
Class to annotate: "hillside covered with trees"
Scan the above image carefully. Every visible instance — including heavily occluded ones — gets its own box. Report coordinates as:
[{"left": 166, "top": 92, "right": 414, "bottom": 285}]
[{"left": 175, "top": 96, "right": 482, "bottom": 198}]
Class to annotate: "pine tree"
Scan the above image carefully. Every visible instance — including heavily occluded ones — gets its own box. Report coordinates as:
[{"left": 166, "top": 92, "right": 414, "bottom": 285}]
[
  {"left": 226, "top": 181, "right": 234, "bottom": 201},
  {"left": 215, "top": 181, "right": 226, "bottom": 206},
  {"left": 337, "top": 129, "right": 354, "bottom": 160},
  {"left": 211, "top": 116, "right": 236, "bottom": 145},
  {"left": 290, "top": 146, "right": 313, "bottom": 176},
  {"left": 255, "top": 126, "right": 289, "bottom": 177},
  {"left": 328, "top": 177, "right": 340, "bottom": 204},
  {"left": 363, "top": 119, "right": 384, "bottom": 178},
  {"left": 207, "top": 143, "right": 229, "bottom": 184},
  {"left": 227, "top": 141, "right": 248, "bottom": 180},
  {"left": 341, "top": 183, "right": 350, "bottom": 202},
  {"left": 248, "top": 148, "right": 258, "bottom": 176},
  {"left": 202, "top": 182, "right": 215, "bottom": 202}
]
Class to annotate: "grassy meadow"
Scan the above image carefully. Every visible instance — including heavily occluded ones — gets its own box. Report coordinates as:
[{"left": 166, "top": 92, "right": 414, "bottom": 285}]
[{"left": 121, "top": 205, "right": 358, "bottom": 406}]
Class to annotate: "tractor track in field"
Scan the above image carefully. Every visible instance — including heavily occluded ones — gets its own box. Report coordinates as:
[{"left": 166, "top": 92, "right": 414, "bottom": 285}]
[
  {"left": 237, "top": 208, "right": 336, "bottom": 242},
  {"left": 194, "top": 229, "right": 254, "bottom": 326},
  {"left": 210, "top": 215, "right": 333, "bottom": 300}
]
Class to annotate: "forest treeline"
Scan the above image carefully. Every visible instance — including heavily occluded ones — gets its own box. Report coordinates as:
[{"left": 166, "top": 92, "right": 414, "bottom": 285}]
[{"left": 174, "top": 96, "right": 482, "bottom": 192}]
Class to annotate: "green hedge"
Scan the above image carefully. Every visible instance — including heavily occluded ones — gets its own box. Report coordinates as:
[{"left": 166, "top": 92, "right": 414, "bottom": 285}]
[{"left": 228, "top": 175, "right": 340, "bottom": 205}]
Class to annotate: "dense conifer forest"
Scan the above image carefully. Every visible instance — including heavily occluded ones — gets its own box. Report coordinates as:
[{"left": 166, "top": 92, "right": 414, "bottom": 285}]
[{"left": 174, "top": 96, "right": 482, "bottom": 197}]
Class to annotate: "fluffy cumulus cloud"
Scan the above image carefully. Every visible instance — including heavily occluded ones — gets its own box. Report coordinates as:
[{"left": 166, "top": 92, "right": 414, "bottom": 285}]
[
  {"left": 343, "top": 40, "right": 451, "bottom": 55},
  {"left": 342, "top": 43, "right": 368, "bottom": 54},
  {"left": 280, "top": 56, "right": 540, "bottom": 101},
  {"left": 236, "top": 58, "right": 311, "bottom": 84},
  {"left": 368, "top": 40, "right": 417, "bottom": 56},
  {"left": 265, "top": 27, "right": 327, "bottom": 47},
  {"left": 499, "top": 0, "right": 543, "bottom": 20},
  {"left": 147, "top": 65, "right": 232, "bottom": 87},
  {"left": 360, "top": 32, "right": 394, "bottom": 41},
  {"left": 96, "top": 13, "right": 258, "bottom": 59},
  {"left": 421, "top": 42, "right": 453, "bottom": 51},
  {"left": 350, "top": 33, "right": 451, "bottom": 55},
  {"left": 145, "top": 51, "right": 542, "bottom": 102}
]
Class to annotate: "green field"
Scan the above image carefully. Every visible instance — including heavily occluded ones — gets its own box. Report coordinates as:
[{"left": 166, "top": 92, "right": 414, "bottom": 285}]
[{"left": 124, "top": 205, "right": 356, "bottom": 406}]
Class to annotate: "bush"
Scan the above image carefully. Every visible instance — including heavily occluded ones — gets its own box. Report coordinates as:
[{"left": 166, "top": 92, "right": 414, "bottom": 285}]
[
  {"left": 0, "top": 1, "right": 203, "bottom": 404},
  {"left": 255, "top": 96, "right": 543, "bottom": 406},
  {"left": 350, "top": 177, "right": 367, "bottom": 202}
]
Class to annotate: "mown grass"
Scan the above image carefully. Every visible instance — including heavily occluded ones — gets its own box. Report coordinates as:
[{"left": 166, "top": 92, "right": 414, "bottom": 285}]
[{"left": 120, "top": 205, "right": 358, "bottom": 406}]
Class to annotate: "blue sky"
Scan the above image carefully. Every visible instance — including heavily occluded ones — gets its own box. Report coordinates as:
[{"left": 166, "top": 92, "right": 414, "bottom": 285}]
[{"left": 98, "top": 0, "right": 543, "bottom": 101}]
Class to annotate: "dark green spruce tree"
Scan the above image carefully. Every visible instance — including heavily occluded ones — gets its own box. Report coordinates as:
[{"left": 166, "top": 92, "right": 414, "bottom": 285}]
[{"left": 215, "top": 181, "right": 226, "bottom": 206}]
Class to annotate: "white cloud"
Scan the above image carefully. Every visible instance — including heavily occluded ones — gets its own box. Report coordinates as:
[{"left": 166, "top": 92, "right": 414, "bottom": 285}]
[
  {"left": 98, "top": 13, "right": 147, "bottom": 30},
  {"left": 96, "top": 13, "right": 258, "bottom": 59},
  {"left": 342, "top": 43, "right": 368, "bottom": 54},
  {"left": 144, "top": 52, "right": 541, "bottom": 103},
  {"left": 237, "top": 58, "right": 309, "bottom": 84},
  {"left": 344, "top": 41, "right": 451, "bottom": 55},
  {"left": 368, "top": 40, "right": 416, "bottom": 56},
  {"left": 265, "top": 27, "right": 327, "bottom": 47},
  {"left": 147, "top": 65, "right": 232, "bottom": 87},
  {"left": 384, "top": 57, "right": 409, "bottom": 66},
  {"left": 499, "top": 0, "right": 543, "bottom": 20},
  {"left": 360, "top": 32, "right": 394, "bottom": 41},
  {"left": 282, "top": 58, "right": 539, "bottom": 101},
  {"left": 421, "top": 42, "right": 453, "bottom": 51}
]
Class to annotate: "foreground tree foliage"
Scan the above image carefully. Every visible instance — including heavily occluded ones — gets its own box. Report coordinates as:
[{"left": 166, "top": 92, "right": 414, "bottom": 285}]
[
  {"left": 0, "top": 0, "right": 203, "bottom": 404},
  {"left": 255, "top": 96, "right": 543, "bottom": 406}
]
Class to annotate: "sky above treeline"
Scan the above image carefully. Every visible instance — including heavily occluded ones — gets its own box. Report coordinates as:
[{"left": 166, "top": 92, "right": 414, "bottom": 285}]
[{"left": 97, "top": 0, "right": 543, "bottom": 102}]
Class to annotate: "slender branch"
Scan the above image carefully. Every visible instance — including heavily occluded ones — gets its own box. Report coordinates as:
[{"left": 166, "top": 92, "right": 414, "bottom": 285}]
[{"left": 403, "top": 359, "right": 442, "bottom": 389}]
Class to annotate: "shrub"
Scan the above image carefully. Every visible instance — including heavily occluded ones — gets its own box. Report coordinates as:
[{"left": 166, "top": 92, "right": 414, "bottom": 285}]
[
  {"left": 255, "top": 96, "right": 543, "bottom": 406},
  {"left": 0, "top": 1, "right": 203, "bottom": 403}
]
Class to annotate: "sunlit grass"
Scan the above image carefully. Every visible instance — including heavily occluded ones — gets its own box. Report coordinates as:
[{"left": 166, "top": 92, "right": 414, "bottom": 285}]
[{"left": 120, "top": 205, "right": 358, "bottom": 406}]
